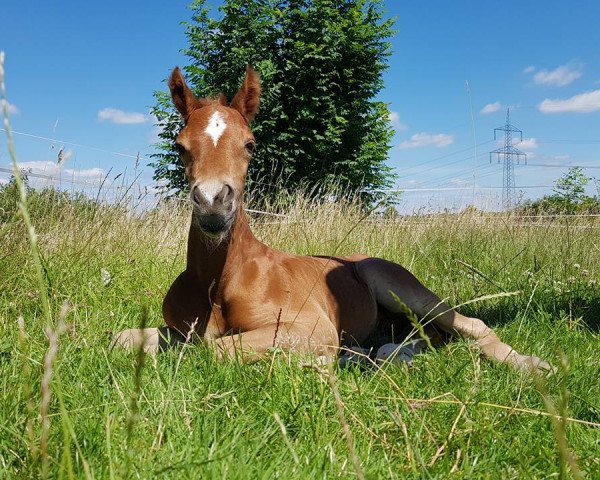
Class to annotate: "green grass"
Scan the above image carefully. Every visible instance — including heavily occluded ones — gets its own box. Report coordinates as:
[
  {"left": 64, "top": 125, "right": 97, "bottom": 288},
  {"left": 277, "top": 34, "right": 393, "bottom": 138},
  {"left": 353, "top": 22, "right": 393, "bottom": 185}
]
[
  {"left": 0, "top": 190, "right": 599, "bottom": 479},
  {"left": 1, "top": 50, "right": 598, "bottom": 477}
]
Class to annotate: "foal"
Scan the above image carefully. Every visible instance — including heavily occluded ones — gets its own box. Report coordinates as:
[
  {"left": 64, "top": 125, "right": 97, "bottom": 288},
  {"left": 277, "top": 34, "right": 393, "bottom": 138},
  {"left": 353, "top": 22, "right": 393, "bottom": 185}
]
[{"left": 114, "top": 66, "right": 550, "bottom": 372}]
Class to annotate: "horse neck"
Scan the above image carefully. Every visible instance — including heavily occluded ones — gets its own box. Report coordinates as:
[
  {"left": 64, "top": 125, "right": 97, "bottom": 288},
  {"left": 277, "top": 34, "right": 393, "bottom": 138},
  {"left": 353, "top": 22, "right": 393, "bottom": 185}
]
[{"left": 186, "top": 206, "right": 263, "bottom": 291}]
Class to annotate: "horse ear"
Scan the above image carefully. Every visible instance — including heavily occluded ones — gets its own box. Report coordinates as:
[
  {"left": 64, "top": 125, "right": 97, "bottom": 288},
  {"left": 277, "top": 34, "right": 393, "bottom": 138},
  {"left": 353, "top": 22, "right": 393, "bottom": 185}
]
[
  {"left": 168, "top": 67, "right": 201, "bottom": 121},
  {"left": 231, "top": 66, "right": 261, "bottom": 123}
]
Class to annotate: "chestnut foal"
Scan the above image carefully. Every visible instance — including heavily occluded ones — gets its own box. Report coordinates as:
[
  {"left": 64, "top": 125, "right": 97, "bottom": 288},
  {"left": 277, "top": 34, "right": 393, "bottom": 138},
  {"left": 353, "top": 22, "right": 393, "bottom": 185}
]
[{"left": 113, "top": 66, "right": 550, "bottom": 372}]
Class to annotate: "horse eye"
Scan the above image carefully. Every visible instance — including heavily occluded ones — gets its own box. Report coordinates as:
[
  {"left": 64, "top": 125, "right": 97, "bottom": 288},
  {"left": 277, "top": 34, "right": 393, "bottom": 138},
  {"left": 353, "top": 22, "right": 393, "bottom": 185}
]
[
  {"left": 175, "top": 143, "right": 186, "bottom": 155},
  {"left": 245, "top": 141, "right": 256, "bottom": 156}
]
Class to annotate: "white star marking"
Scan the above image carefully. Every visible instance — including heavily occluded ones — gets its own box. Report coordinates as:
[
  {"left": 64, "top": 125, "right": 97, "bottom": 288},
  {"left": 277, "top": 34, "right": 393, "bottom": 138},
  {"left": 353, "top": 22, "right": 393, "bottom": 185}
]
[{"left": 205, "top": 111, "right": 227, "bottom": 147}]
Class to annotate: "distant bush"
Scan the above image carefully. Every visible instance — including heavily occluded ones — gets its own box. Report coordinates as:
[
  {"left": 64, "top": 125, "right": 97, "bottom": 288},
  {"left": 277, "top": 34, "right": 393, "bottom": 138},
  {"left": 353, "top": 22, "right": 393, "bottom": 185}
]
[
  {"left": 520, "top": 195, "right": 600, "bottom": 215},
  {"left": 0, "top": 173, "right": 104, "bottom": 225},
  {"left": 519, "top": 167, "right": 600, "bottom": 215}
]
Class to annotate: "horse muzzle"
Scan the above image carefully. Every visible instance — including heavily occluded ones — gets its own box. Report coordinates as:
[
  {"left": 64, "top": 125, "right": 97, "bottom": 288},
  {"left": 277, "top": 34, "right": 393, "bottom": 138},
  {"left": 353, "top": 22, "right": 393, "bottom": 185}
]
[
  {"left": 195, "top": 212, "right": 234, "bottom": 235},
  {"left": 190, "top": 181, "right": 236, "bottom": 236}
]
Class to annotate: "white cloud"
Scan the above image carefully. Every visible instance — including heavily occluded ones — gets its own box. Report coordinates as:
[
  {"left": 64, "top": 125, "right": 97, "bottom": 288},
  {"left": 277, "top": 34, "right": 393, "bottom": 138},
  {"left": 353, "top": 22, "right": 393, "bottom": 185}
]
[
  {"left": 514, "top": 137, "right": 538, "bottom": 149},
  {"left": 7, "top": 102, "right": 20, "bottom": 115},
  {"left": 399, "top": 132, "right": 454, "bottom": 149},
  {"left": 389, "top": 111, "right": 408, "bottom": 131},
  {"left": 532, "top": 64, "right": 582, "bottom": 87},
  {"left": 495, "top": 137, "right": 537, "bottom": 150},
  {"left": 538, "top": 89, "right": 600, "bottom": 113},
  {"left": 449, "top": 178, "right": 470, "bottom": 186},
  {"left": 16, "top": 160, "right": 105, "bottom": 181},
  {"left": 2, "top": 100, "right": 20, "bottom": 114},
  {"left": 98, "top": 108, "right": 148, "bottom": 124},
  {"left": 17, "top": 160, "right": 61, "bottom": 174},
  {"left": 523, "top": 66, "right": 535, "bottom": 74},
  {"left": 65, "top": 167, "right": 104, "bottom": 179},
  {"left": 480, "top": 101, "right": 502, "bottom": 115}
]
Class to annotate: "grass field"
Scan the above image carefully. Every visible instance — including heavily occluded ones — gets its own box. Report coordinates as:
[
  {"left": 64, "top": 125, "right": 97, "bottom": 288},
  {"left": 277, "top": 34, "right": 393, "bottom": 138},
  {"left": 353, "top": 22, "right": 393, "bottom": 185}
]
[
  {"left": 1, "top": 50, "right": 599, "bottom": 478},
  {"left": 1, "top": 185, "right": 599, "bottom": 479}
]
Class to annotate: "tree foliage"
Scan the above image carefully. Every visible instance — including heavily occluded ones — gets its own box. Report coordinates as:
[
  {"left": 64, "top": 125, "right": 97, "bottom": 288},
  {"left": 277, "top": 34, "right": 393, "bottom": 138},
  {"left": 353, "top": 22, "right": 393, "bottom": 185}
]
[
  {"left": 150, "top": 0, "right": 396, "bottom": 204},
  {"left": 520, "top": 167, "right": 600, "bottom": 214},
  {"left": 552, "top": 166, "right": 591, "bottom": 204}
]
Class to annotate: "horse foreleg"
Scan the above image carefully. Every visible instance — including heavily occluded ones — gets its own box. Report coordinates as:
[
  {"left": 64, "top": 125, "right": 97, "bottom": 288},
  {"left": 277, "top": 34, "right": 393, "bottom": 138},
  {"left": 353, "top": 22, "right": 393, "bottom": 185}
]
[
  {"left": 111, "top": 326, "right": 187, "bottom": 354},
  {"left": 211, "top": 321, "right": 338, "bottom": 363},
  {"left": 356, "top": 258, "right": 552, "bottom": 373}
]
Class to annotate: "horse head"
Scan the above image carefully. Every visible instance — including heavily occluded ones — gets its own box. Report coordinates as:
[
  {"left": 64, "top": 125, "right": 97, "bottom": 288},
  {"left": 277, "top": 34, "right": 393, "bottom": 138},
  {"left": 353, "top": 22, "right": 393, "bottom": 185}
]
[{"left": 169, "top": 66, "right": 261, "bottom": 238}]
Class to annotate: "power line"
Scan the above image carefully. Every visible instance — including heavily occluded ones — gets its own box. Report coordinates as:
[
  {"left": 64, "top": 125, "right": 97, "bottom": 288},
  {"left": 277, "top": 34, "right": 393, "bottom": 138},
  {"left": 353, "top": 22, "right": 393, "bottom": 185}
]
[
  {"left": 397, "top": 140, "right": 495, "bottom": 172},
  {"left": 416, "top": 163, "right": 497, "bottom": 188},
  {"left": 0, "top": 128, "right": 151, "bottom": 162},
  {"left": 0, "top": 166, "right": 146, "bottom": 190},
  {"left": 537, "top": 138, "right": 600, "bottom": 145},
  {"left": 525, "top": 163, "right": 600, "bottom": 169},
  {"left": 378, "top": 184, "right": 554, "bottom": 193},
  {"left": 4, "top": 123, "right": 595, "bottom": 211}
]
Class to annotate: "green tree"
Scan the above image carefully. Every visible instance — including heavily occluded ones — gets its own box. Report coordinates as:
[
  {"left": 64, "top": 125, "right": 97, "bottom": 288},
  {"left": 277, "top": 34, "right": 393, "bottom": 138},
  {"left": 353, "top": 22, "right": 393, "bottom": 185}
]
[
  {"left": 150, "top": 0, "right": 396, "bottom": 204},
  {"left": 519, "top": 167, "right": 600, "bottom": 214},
  {"left": 552, "top": 166, "right": 591, "bottom": 204}
]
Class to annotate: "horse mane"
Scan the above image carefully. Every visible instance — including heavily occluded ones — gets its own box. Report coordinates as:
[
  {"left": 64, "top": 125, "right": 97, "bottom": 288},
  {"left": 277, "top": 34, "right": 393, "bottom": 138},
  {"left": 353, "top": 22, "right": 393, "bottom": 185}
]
[{"left": 198, "top": 93, "right": 227, "bottom": 108}]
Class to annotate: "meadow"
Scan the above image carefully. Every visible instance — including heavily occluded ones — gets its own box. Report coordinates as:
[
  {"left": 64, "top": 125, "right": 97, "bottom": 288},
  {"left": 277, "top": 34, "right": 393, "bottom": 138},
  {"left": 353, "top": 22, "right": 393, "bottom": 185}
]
[{"left": 0, "top": 184, "right": 599, "bottom": 479}]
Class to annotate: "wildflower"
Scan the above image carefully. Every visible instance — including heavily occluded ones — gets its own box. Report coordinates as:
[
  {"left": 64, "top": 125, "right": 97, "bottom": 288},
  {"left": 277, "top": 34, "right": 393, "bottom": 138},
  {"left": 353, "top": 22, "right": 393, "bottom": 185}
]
[{"left": 101, "top": 268, "right": 112, "bottom": 286}]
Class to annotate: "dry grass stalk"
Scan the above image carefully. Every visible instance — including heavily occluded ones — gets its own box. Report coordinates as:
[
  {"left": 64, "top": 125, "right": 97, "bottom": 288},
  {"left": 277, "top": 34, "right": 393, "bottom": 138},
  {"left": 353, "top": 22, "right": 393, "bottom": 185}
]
[
  {"left": 389, "top": 291, "right": 434, "bottom": 351},
  {"left": 428, "top": 402, "right": 467, "bottom": 466},
  {"left": 386, "top": 410, "right": 415, "bottom": 466},
  {"left": 0, "top": 51, "right": 52, "bottom": 327},
  {"left": 450, "top": 448, "right": 462, "bottom": 473},
  {"left": 152, "top": 318, "right": 198, "bottom": 450},
  {"left": 304, "top": 364, "right": 365, "bottom": 480},
  {"left": 40, "top": 317, "right": 68, "bottom": 479},
  {"left": 126, "top": 309, "right": 148, "bottom": 451},
  {"left": 17, "top": 316, "right": 37, "bottom": 462},
  {"left": 122, "top": 310, "right": 149, "bottom": 478},
  {"left": 377, "top": 395, "right": 600, "bottom": 428},
  {"left": 534, "top": 355, "right": 584, "bottom": 480},
  {"left": 273, "top": 413, "right": 300, "bottom": 465}
]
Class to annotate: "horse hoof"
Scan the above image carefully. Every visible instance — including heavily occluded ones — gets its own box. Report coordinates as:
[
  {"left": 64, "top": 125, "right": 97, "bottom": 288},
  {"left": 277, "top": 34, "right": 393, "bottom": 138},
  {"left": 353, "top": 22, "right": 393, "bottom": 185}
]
[
  {"left": 519, "top": 355, "right": 554, "bottom": 375},
  {"left": 111, "top": 328, "right": 161, "bottom": 354},
  {"left": 338, "top": 346, "right": 371, "bottom": 368},
  {"left": 375, "top": 340, "right": 427, "bottom": 365},
  {"left": 112, "top": 326, "right": 188, "bottom": 353}
]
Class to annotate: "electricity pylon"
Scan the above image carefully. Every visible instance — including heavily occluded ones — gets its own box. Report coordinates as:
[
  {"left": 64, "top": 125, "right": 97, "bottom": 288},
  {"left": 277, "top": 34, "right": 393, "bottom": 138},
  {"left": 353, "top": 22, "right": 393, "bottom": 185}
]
[{"left": 489, "top": 109, "right": 527, "bottom": 209}]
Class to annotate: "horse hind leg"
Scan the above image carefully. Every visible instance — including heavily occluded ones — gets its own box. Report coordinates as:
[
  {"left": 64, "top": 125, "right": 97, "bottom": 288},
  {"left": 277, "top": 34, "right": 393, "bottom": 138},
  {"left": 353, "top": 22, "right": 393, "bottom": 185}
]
[{"left": 356, "top": 258, "right": 552, "bottom": 373}]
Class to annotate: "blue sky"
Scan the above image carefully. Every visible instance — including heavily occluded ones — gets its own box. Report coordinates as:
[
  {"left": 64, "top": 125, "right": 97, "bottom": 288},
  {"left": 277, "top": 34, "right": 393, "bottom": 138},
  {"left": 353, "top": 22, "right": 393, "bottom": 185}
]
[{"left": 1, "top": 1, "right": 599, "bottom": 211}]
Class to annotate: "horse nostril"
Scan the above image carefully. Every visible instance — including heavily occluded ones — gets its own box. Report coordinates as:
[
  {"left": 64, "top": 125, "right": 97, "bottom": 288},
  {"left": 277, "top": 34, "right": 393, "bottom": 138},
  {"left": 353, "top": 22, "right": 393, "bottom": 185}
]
[
  {"left": 191, "top": 185, "right": 203, "bottom": 206},
  {"left": 191, "top": 183, "right": 233, "bottom": 209},
  {"left": 217, "top": 184, "right": 234, "bottom": 206}
]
